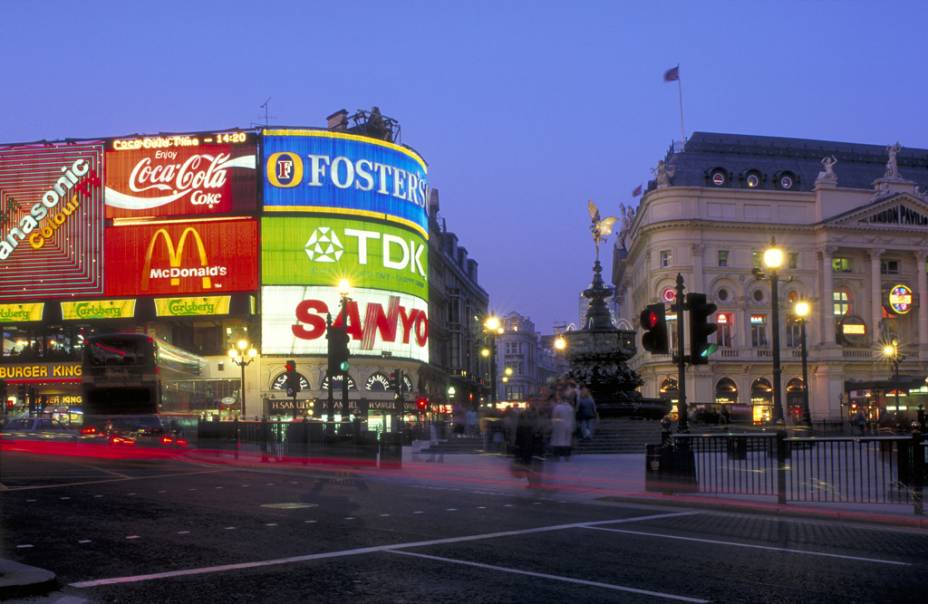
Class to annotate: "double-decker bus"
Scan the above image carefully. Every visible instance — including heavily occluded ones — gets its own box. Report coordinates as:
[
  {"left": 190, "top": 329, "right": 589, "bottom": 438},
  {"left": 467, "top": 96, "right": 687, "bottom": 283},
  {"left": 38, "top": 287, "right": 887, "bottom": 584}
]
[{"left": 81, "top": 333, "right": 207, "bottom": 442}]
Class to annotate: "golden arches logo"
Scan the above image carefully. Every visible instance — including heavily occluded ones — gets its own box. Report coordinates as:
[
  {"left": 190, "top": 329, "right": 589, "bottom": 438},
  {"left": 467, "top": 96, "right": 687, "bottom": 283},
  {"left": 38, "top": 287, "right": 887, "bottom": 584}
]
[{"left": 142, "top": 227, "right": 212, "bottom": 291}]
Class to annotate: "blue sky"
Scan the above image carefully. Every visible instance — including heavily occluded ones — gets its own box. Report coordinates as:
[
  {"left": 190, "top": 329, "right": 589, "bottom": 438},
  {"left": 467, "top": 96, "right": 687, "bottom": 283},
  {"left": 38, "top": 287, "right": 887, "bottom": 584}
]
[{"left": 3, "top": 1, "right": 928, "bottom": 332}]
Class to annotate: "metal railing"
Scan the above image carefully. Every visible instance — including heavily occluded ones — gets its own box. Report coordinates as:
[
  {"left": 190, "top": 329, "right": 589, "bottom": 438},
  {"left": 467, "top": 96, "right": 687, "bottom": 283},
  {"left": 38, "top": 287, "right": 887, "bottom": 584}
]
[{"left": 654, "top": 431, "right": 926, "bottom": 514}]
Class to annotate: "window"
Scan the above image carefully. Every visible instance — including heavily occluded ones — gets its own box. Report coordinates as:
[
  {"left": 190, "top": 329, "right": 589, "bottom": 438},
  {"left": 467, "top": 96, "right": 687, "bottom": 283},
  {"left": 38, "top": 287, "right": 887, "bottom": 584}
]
[
  {"left": 717, "top": 288, "right": 729, "bottom": 302},
  {"left": 786, "top": 318, "right": 802, "bottom": 349},
  {"left": 715, "top": 378, "right": 738, "bottom": 404},
  {"left": 667, "top": 312, "right": 679, "bottom": 353},
  {"left": 832, "top": 257, "right": 852, "bottom": 272},
  {"left": 718, "top": 250, "right": 729, "bottom": 267},
  {"left": 833, "top": 290, "right": 850, "bottom": 316},
  {"left": 788, "top": 252, "right": 799, "bottom": 269},
  {"left": 752, "top": 289, "right": 765, "bottom": 303},
  {"left": 715, "top": 312, "right": 733, "bottom": 348},
  {"left": 751, "top": 314, "right": 768, "bottom": 347},
  {"left": 880, "top": 259, "right": 899, "bottom": 274},
  {"left": 660, "top": 250, "right": 672, "bottom": 268}
]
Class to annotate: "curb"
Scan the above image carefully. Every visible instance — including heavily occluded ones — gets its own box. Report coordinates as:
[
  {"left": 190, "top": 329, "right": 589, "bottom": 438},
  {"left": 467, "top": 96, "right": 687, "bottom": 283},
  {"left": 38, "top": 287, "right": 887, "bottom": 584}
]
[
  {"left": 596, "top": 493, "right": 928, "bottom": 530},
  {"left": 0, "top": 559, "right": 58, "bottom": 601}
]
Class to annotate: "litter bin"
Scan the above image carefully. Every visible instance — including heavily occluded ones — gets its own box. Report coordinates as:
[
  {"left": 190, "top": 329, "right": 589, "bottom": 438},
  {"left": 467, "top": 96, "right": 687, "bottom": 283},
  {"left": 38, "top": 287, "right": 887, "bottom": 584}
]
[{"left": 645, "top": 444, "right": 662, "bottom": 492}]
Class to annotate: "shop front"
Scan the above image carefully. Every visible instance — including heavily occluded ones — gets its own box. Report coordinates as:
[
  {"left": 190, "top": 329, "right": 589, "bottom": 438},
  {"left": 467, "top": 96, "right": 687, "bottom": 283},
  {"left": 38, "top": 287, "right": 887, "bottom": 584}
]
[{"left": 0, "top": 361, "right": 83, "bottom": 423}]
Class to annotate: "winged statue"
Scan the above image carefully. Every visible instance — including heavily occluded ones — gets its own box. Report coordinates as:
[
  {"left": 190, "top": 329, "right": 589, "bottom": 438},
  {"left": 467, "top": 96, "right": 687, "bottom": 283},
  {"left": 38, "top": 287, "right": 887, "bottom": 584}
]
[{"left": 588, "top": 199, "right": 617, "bottom": 261}]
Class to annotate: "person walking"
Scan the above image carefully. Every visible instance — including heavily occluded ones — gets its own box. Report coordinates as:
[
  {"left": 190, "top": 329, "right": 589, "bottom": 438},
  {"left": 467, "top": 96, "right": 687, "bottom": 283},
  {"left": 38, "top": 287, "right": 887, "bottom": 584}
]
[
  {"left": 576, "top": 386, "right": 597, "bottom": 441},
  {"left": 549, "top": 392, "right": 576, "bottom": 461}
]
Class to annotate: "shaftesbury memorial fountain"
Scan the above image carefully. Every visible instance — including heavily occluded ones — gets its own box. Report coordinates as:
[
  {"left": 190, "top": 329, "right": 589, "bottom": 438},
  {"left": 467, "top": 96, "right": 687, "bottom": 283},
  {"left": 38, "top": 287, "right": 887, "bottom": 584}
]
[{"left": 561, "top": 201, "right": 669, "bottom": 418}]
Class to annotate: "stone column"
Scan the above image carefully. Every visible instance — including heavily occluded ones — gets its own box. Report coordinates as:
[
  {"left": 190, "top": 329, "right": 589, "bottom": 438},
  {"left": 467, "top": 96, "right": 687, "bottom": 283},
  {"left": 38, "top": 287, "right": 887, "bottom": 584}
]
[
  {"left": 916, "top": 251, "right": 928, "bottom": 356},
  {"left": 820, "top": 247, "right": 836, "bottom": 345},
  {"left": 691, "top": 243, "right": 705, "bottom": 293},
  {"left": 869, "top": 249, "right": 884, "bottom": 344}
]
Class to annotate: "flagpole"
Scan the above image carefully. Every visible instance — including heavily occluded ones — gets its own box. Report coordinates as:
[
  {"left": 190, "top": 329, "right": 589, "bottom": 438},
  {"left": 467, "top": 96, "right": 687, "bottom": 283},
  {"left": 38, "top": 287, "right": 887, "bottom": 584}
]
[{"left": 676, "top": 67, "right": 686, "bottom": 144}]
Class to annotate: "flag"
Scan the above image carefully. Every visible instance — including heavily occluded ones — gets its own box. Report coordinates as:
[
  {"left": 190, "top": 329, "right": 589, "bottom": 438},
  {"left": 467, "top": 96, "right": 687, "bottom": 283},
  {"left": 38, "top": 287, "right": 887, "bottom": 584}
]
[
  {"left": 632, "top": 184, "right": 642, "bottom": 197},
  {"left": 663, "top": 65, "right": 679, "bottom": 82}
]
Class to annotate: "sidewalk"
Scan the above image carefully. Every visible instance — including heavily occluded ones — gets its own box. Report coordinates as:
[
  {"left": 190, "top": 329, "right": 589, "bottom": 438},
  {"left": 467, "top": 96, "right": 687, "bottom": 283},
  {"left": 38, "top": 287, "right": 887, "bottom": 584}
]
[
  {"left": 398, "top": 449, "right": 928, "bottom": 529},
  {"left": 0, "top": 558, "right": 57, "bottom": 600}
]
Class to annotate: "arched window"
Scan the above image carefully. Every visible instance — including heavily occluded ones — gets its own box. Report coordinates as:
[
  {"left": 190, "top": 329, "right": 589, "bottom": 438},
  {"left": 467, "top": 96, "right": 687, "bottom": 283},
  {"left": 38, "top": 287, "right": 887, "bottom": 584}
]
[
  {"left": 715, "top": 378, "right": 738, "bottom": 404},
  {"left": 751, "top": 378, "right": 773, "bottom": 405},
  {"left": 786, "top": 378, "right": 804, "bottom": 419}
]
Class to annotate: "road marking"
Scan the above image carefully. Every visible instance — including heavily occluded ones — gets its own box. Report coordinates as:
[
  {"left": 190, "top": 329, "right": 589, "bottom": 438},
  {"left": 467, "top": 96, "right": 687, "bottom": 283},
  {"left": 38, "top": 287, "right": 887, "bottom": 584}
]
[
  {"left": 446, "top": 508, "right": 458, "bottom": 512},
  {"left": 78, "top": 540, "right": 92, "bottom": 544},
  {"left": 70, "top": 511, "right": 698, "bottom": 589},
  {"left": 177, "top": 531, "right": 190, "bottom": 535},
  {"left": 504, "top": 504, "right": 513, "bottom": 508},
  {"left": 532, "top": 502, "right": 542, "bottom": 505},
  {"left": 304, "top": 520, "right": 316, "bottom": 524},
  {"left": 0, "top": 482, "right": 8, "bottom": 491},
  {"left": 224, "top": 527, "right": 236, "bottom": 530},
  {"left": 16, "top": 544, "right": 34, "bottom": 549},
  {"left": 27, "top": 498, "right": 37, "bottom": 502},
  {"left": 583, "top": 526, "right": 912, "bottom": 567},
  {"left": 265, "top": 523, "right": 278, "bottom": 527},
  {"left": 215, "top": 486, "right": 223, "bottom": 490},
  {"left": 158, "top": 490, "right": 167, "bottom": 494},
  {"left": 477, "top": 506, "right": 487, "bottom": 510},
  {"left": 60, "top": 496, "right": 71, "bottom": 500},
  {"left": 3, "top": 469, "right": 232, "bottom": 492},
  {"left": 188, "top": 488, "right": 197, "bottom": 491},
  {"left": 241, "top": 484, "right": 249, "bottom": 487},
  {"left": 93, "top": 495, "right": 103, "bottom": 498},
  {"left": 260, "top": 502, "right": 317, "bottom": 510},
  {"left": 127, "top": 493, "right": 136, "bottom": 496},
  {"left": 344, "top": 517, "right": 356, "bottom": 521},
  {"left": 125, "top": 536, "right": 140, "bottom": 540},
  {"left": 388, "top": 550, "right": 708, "bottom": 603},
  {"left": 413, "top": 510, "right": 424, "bottom": 514},
  {"left": 75, "top": 462, "right": 130, "bottom": 480},
  {"left": 379, "top": 513, "right": 391, "bottom": 517}
]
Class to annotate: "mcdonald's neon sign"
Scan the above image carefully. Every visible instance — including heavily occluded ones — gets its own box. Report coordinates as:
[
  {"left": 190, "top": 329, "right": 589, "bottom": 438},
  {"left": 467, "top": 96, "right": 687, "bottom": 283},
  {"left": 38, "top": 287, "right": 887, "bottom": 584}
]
[{"left": 104, "top": 219, "right": 258, "bottom": 296}]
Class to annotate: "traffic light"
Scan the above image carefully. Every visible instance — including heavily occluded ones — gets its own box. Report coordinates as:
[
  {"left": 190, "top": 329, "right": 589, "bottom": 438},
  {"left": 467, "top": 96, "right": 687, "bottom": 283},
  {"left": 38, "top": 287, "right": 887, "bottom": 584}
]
[
  {"left": 327, "top": 325, "right": 350, "bottom": 374},
  {"left": 416, "top": 396, "right": 428, "bottom": 413},
  {"left": 687, "top": 292, "right": 718, "bottom": 364},
  {"left": 285, "top": 359, "right": 301, "bottom": 397},
  {"left": 389, "top": 370, "right": 404, "bottom": 398},
  {"left": 640, "top": 303, "right": 669, "bottom": 354}
]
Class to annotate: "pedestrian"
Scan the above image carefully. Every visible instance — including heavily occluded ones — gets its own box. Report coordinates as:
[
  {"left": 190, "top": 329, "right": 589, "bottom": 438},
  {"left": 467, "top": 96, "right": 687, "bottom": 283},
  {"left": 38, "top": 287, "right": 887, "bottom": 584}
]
[
  {"left": 853, "top": 409, "right": 866, "bottom": 435},
  {"left": 549, "top": 391, "right": 575, "bottom": 461},
  {"left": 720, "top": 405, "right": 731, "bottom": 426},
  {"left": 513, "top": 403, "right": 544, "bottom": 488},
  {"left": 576, "top": 386, "right": 597, "bottom": 441},
  {"left": 452, "top": 404, "right": 465, "bottom": 438},
  {"left": 465, "top": 407, "right": 478, "bottom": 437}
]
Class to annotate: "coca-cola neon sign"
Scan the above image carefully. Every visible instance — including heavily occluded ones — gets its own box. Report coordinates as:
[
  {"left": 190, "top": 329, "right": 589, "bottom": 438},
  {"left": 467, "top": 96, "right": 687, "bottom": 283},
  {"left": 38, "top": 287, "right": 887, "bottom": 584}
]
[{"left": 105, "top": 132, "right": 257, "bottom": 218}]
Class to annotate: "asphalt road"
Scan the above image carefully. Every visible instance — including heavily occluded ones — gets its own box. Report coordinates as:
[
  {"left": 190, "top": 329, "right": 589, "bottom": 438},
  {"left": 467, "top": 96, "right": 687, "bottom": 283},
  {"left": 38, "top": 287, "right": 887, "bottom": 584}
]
[{"left": 2, "top": 450, "right": 927, "bottom": 603}]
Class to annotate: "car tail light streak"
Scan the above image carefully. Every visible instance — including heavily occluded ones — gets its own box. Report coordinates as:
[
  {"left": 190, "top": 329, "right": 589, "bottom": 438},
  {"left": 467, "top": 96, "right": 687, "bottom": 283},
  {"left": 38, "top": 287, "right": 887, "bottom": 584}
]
[
  {"left": 80, "top": 426, "right": 98, "bottom": 435},
  {"left": 109, "top": 435, "right": 136, "bottom": 446}
]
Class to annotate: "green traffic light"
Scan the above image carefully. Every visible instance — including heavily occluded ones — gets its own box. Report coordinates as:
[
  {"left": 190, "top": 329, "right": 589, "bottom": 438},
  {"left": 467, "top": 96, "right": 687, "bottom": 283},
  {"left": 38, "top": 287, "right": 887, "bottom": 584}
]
[
  {"left": 700, "top": 343, "right": 719, "bottom": 358},
  {"left": 339, "top": 361, "right": 350, "bottom": 372}
]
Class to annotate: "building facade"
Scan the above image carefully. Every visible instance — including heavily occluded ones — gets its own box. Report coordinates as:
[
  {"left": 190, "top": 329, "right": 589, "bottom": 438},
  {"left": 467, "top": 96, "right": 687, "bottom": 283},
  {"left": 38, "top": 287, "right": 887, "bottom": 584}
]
[
  {"left": 614, "top": 132, "right": 928, "bottom": 423},
  {"left": 0, "top": 109, "right": 486, "bottom": 429},
  {"left": 426, "top": 189, "right": 490, "bottom": 407},
  {"left": 494, "top": 312, "right": 568, "bottom": 402}
]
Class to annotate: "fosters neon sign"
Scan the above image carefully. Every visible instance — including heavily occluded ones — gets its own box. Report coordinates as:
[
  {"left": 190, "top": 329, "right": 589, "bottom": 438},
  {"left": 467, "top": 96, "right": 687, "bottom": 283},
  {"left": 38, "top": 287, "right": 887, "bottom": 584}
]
[{"left": 262, "top": 130, "right": 429, "bottom": 237}]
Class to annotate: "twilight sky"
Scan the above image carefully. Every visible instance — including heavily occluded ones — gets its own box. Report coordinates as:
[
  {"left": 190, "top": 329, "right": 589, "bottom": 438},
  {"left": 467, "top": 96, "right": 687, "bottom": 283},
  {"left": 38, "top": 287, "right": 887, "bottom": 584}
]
[{"left": 3, "top": 1, "right": 928, "bottom": 332}]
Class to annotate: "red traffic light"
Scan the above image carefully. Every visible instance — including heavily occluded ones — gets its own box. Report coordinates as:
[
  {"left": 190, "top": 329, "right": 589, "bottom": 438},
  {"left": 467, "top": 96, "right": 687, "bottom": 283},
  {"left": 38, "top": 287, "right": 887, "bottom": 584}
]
[
  {"left": 416, "top": 397, "right": 428, "bottom": 411},
  {"left": 285, "top": 360, "right": 296, "bottom": 372},
  {"left": 641, "top": 309, "right": 659, "bottom": 329}
]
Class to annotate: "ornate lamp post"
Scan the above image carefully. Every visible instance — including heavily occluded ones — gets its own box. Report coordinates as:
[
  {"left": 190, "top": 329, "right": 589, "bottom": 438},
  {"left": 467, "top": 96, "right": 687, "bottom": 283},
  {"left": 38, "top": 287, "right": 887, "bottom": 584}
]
[
  {"left": 882, "top": 339, "right": 903, "bottom": 414},
  {"left": 793, "top": 299, "right": 812, "bottom": 426},
  {"left": 228, "top": 338, "right": 258, "bottom": 419},
  {"left": 762, "top": 239, "right": 786, "bottom": 424}
]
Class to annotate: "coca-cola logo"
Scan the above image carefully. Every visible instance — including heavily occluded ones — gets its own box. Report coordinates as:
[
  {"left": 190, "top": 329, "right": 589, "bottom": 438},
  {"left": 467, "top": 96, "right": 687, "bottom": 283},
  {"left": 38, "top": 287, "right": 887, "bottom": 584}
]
[{"left": 105, "top": 147, "right": 255, "bottom": 213}]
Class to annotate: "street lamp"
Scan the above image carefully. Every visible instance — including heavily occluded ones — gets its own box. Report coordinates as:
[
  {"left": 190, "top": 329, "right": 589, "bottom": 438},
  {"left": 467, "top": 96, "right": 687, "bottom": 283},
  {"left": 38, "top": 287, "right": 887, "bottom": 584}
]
[
  {"left": 553, "top": 335, "right": 567, "bottom": 352},
  {"left": 482, "top": 315, "right": 502, "bottom": 404},
  {"left": 793, "top": 299, "right": 812, "bottom": 426},
  {"left": 882, "top": 339, "right": 903, "bottom": 413},
  {"left": 228, "top": 338, "right": 258, "bottom": 419},
  {"left": 762, "top": 238, "right": 786, "bottom": 424}
]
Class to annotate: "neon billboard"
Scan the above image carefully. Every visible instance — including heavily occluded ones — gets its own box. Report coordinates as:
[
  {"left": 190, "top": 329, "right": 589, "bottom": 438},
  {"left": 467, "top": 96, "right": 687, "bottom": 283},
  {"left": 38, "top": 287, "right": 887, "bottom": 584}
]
[
  {"left": 104, "top": 218, "right": 258, "bottom": 296},
  {"left": 262, "top": 129, "right": 429, "bottom": 238},
  {"left": 0, "top": 141, "right": 105, "bottom": 300}
]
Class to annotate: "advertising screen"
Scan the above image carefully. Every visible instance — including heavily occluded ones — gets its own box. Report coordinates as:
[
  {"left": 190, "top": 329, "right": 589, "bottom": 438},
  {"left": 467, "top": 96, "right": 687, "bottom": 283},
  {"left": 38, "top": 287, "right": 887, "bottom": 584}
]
[
  {"left": 262, "top": 129, "right": 429, "bottom": 238},
  {"left": 0, "top": 142, "right": 105, "bottom": 300},
  {"left": 261, "top": 285, "right": 429, "bottom": 362},
  {"left": 105, "top": 218, "right": 258, "bottom": 296},
  {"left": 105, "top": 131, "right": 257, "bottom": 218},
  {"left": 262, "top": 216, "right": 428, "bottom": 300}
]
